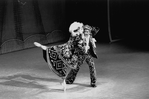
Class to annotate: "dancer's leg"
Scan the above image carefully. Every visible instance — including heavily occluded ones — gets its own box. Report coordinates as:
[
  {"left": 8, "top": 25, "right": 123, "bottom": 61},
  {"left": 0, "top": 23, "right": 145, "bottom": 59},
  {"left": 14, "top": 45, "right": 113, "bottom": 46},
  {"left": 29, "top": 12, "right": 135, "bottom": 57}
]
[
  {"left": 65, "top": 60, "right": 83, "bottom": 84},
  {"left": 65, "top": 66, "right": 80, "bottom": 84},
  {"left": 61, "top": 77, "right": 66, "bottom": 92},
  {"left": 42, "top": 50, "right": 47, "bottom": 62},
  {"left": 34, "top": 42, "right": 47, "bottom": 50},
  {"left": 85, "top": 55, "right": 97, "bottom": 87}
]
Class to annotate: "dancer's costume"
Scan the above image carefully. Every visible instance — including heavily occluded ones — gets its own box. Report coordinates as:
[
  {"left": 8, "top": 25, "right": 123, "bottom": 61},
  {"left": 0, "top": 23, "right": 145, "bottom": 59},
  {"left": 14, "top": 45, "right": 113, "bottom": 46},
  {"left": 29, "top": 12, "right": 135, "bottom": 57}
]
[
  {"left": 42, "top": 25, "right": 98, "bottom": 86},
  {"left": 65, "top": 27, "right": 98, "bottom": 86},
  {"left": 43, "top": 35, "right": 86, "bottom": 77}
]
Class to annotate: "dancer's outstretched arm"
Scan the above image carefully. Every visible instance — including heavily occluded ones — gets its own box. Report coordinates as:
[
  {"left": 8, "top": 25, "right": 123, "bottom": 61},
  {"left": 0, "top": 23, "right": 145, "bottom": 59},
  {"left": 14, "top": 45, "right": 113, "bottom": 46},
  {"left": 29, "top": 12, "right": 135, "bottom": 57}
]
[{"left": 34, "top": 42, "right": 48, "bottom": 50}]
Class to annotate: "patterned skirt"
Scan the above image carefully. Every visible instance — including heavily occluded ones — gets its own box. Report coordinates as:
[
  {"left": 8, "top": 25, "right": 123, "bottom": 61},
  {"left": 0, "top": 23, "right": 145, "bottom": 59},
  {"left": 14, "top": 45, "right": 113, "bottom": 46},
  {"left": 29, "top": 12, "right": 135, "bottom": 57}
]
[{"left": 45, "top": 44, "right": 85, "bottom": 78}]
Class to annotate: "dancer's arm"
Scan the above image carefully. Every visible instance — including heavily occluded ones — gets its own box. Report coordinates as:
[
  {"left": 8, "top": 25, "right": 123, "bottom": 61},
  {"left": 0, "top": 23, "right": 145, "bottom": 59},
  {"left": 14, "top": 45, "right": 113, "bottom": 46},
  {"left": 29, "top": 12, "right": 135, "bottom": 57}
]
[
  {"left": 34, "top": 42, "right": 48, "bottom": 50},
  {"left": 90, "top": 37, "right": 96, "bottom": 48}
]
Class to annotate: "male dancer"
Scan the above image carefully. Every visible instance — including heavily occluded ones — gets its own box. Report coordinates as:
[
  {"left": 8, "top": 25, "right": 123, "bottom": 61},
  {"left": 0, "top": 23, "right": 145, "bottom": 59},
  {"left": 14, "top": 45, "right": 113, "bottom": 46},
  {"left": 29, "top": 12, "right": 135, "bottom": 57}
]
[{"left": 65, "top": 23, "right": 98, "bottom": 87}]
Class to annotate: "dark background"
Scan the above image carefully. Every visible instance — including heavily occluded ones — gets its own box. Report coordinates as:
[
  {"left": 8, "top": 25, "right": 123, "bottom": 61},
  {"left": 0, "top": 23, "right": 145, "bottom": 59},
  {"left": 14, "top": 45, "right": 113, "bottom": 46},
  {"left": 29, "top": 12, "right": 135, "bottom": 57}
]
[
  {"left": 0, "top": 0, "right": 149, "bottom": 54},
  {"left": 65, "top": 0, "right": 109, "bottom": 42},
  {"left": 65, "top": 0, "right": 149, "bottom": 43}
]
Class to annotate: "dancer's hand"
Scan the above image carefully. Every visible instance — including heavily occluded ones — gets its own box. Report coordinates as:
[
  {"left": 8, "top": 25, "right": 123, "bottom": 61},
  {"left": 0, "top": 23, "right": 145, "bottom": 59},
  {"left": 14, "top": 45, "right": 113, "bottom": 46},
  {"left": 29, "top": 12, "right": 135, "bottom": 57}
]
[
  {"left": 91, "top": 38, "right": 96, "bottom": 48},
  {"left": 85, "top": 45, "right": 90, "bottom": 53}
]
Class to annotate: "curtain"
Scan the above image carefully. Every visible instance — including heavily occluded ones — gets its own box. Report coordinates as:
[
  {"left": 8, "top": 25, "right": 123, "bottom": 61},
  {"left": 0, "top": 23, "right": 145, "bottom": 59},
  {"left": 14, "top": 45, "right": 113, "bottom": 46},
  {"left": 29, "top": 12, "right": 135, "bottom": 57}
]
[
  {"left": 0, "top": 0, "right": 66, "bottom": 54},
  {"left": 109, "top": 0, "right": 149, "bottom": 41}
]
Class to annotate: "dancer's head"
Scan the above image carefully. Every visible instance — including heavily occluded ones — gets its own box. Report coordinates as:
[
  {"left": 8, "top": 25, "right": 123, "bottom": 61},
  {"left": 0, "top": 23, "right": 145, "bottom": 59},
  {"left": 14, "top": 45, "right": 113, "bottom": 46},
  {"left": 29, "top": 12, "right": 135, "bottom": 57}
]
[
  {"left": 83, "top": 24, "right": 99, "bottom": 52},
  {"left": 69, "top": 22, "right": 84, "bottom": 37}
]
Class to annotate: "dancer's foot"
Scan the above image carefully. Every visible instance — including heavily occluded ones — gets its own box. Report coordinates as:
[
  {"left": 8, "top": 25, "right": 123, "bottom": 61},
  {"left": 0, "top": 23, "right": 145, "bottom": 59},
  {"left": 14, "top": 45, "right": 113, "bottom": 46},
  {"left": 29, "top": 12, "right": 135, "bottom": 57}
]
[
  {"left": 34, "top": 42, "right": 42, "bottom": 47},
  {"left": 62, "top": 79, "right": 66, "bottom": 92},
  {"left": 34, "top": 42, "right": 47, "bottom": 50},
  {"left": 90, "top": 83, "right": 97, "bottom": 87},
  {"left": 65, "top": 80, "right": 73, "bottom": 84}
]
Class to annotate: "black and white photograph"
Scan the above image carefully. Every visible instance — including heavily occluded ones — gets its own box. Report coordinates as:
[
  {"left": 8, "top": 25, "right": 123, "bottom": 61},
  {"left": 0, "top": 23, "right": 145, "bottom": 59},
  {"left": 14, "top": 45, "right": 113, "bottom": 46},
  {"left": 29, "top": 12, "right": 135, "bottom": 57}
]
[{"left": 0, "top": 0, "right": 149, "bottom": 99}]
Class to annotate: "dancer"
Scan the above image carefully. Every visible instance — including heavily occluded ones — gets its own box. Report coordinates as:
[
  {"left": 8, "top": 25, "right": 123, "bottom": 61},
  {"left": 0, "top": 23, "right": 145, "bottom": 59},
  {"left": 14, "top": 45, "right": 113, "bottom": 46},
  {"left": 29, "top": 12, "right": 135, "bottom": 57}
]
[
  {"left": 34, "top": 22, "right": 99, "bottom": 91},
  {"left": 65, "top": 24, "right": 99, "bottom": 87}
]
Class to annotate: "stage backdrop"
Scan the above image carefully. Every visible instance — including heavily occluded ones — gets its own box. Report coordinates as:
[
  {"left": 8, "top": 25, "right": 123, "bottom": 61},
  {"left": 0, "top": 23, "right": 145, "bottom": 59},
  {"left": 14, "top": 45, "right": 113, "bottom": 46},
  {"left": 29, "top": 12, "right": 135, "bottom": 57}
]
[
  {"left": 0, "top": 0, "right": 66, "bottom": 54},
  {"left": 109, "top": 0, "right": 149, "bottom": 42}
]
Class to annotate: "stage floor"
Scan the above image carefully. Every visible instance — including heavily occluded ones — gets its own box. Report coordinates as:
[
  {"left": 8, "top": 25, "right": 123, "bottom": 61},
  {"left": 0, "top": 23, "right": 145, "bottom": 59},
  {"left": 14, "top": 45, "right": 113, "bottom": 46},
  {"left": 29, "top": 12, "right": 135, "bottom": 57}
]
[{"left": 0, "top": 42, "right": 149, "bottom": 99}]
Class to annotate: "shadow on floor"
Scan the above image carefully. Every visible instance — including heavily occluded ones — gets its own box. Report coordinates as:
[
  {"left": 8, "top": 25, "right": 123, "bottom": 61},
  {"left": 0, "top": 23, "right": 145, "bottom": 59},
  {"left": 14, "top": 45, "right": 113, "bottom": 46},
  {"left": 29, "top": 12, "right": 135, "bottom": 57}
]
[
  {"left": 0, "top": 74, "right": 61, "bottom": 90},
  {"left": 0, "top": 74, "right": 101, "bottom": 93}
]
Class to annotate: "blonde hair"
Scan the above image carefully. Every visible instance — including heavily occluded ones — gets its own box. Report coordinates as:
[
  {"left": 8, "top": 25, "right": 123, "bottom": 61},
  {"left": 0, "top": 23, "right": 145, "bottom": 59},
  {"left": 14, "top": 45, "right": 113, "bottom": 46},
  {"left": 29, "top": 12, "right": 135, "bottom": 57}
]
[{"left": 69, "top": 22, "right": 83, "bottom": 33}]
